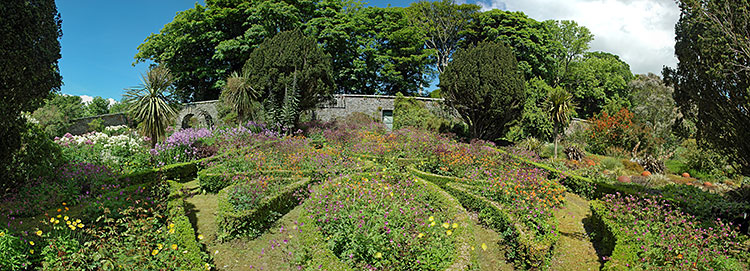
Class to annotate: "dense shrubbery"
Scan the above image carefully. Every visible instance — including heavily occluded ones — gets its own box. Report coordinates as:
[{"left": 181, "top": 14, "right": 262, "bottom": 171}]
[{"left": 592, "top": 193, "right": 743, "bottom": 270}]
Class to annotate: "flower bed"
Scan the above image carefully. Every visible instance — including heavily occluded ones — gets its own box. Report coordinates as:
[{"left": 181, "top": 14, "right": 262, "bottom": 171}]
[
  {"left": 216, "top": 177, "right": 313, "bottom": 240},
  {"left": 590, "top": 193, "right": 744, "bottom": 270},
  {"left": 300, "top": 171, "right": 477, "bottom": 270},
  {"left": 409, "top": 166, "right": 561, "bottom": 269}
]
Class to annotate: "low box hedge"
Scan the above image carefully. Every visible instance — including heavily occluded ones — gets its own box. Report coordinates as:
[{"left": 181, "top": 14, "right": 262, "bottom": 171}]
[
  {"left": 216, "top": 177, "right": 313, "bottom": 240},
  {"left": 167, "top": 181, "right": 211, "bottom": 270}
]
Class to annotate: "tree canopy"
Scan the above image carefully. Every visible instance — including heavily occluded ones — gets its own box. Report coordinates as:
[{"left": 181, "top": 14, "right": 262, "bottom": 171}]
[
  {"left": 1, "top": 0, "right": 63, "bottom": 183},
  {"left": 562, "top": 51, "right": 633, "bottom": 118},
  {"left": 664, "top": 0, "right": 750, "bottom": 174},
  {"left": 440, "top": 41, "right": 525, "bottom": 141}
]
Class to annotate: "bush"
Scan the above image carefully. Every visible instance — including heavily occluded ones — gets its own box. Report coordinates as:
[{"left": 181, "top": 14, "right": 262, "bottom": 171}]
[
  {"left": 0, "top": 229, "right": 32, "bottom": 270},
  {"left": 440, "top": 41, "right": 526, "bottom": 141},
  {"left": 516, "top": 137, "right": 543, "bottom": 154},
  {"left": 3, "top": 122, "right": 65, "bottom": 195},
  {"left": 679, "top": 139, "right": 731, "bottom": 178},
  {"left": 600, "top": 157, "right": 623, "bottom": 171},
  {"left": 585, "top": 108, "right": 659, "bottom": 156},
  {"left": 393, "top": 92, "right": 444, "bottom": 131}
]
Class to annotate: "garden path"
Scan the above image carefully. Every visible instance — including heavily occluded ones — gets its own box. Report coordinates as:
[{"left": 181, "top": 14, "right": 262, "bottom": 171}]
[{"left": 549, "top": 192, "right": 601, "bottom": 271}]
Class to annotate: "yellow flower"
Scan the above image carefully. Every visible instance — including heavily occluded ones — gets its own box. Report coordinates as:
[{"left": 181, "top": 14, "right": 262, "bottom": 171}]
[
  {"left": 442, "top": 223, "right": 450, "bottom": 229},
  {"left": 0, "top": 232, "right": 5, "bottom": 237},
  {"left": 481, "top": 243, "right": 487, "bottom": 251},
  {"left": 375, "top": 252, "right": 382, "bottom": 259},
  {"left": 471, "top": 246, "right": 475, "bottom": 251},
  {"left": 76, "top": 219, "right": 81, "bottom": 223},
  {"left": 54, "top": 219, "right": 59, "bottom": 224},
  {"left": 78, "top": 223, "right": 84, "bottom": 228},
  {"left": 157, "top": 244, "right": 164, "bottom": 250},
  {"left": 36, "top": 230, "right": 42, "bottom": 236},
  {"left": 452, "top": 223, "right": 458, "bottom": 229},
  {"left": 64, "top": 216, "right": 69, "bottom": 221},
  {"left": 417, "top": 233, "right": 424, "bottom": 238},
  {"left": 171, "top": 244, "right": 178, "bottom": 250},
  {"left": 56, "top": 214, "right": 61, "bottom": 218},
  {"left": 197, "top": 234, "right": 204, "bottom": 240},
  {"left": 50, "top": 218, "right": 55, "bottom": 223},
  {"left": 169, "top": 228, "right": 175, "bottom": 234},
  {"left": 204, "top": 263, "right": 211, "bottom": 270},
  {"left": 62, "top": 202, "right": 66, "bottom": 206},
  {"left": 30, "top": 249, "right": 34, "bottom": 254},
  {"left": 169, "top": 223, "right": 175, "bottom": 229},
  {"left": 29, "top": 241, "right": 34, "bottom": 246},
  {"left": 428, "top": 216, "right": 434, "bottom": 222},
  {"left": 446, "top": 230, "right": 452, "bottom": 236},
  {"left": 152, "top": 249, "right": 159, "bottom": 256},
  {"left": 430, "top": 221, "right": 435, "bottom": 227}
]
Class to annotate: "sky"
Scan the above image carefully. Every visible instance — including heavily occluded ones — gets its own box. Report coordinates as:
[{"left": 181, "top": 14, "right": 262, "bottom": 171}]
[{"left": 54, "top": 0, "right": 680, "bottom": 103}]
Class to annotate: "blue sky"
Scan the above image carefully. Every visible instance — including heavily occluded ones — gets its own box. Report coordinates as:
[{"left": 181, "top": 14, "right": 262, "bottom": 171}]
[{"left": 54, "top": 0, "right": 679, "bottom": 103}]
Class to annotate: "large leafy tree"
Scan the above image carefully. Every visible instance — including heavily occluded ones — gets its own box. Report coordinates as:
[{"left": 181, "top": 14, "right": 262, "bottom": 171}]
[
  {"left": 463, "top": 10, "right": 556, "bottom": 82},
  {"left": 1, "top": 0, "right": 62, "bottom": 187},
  {"left": 664, "top": 0, "right": 750, "bottom": 174},
  {"left": 31, "top": 93, "right": 87, "bottom": 136},
  {"left": 440, "top": 41, "right": 525, "bottom": 141},
  {"left": 547, "top": 20, "right": 594, "bottom": 86},
  {"left": 244, "top": 29, "right": 334, "bottom": 130},
  {"left": 628, "top": 73, "right": 677, "bottom": 141},
  {"left": 86, "top": 96, "right": 110, "bottom": 117},
  {"left": 406, "top": 0, "right": 479, "bottom": 75},
  {"left": 562, "top": 51, "right": 634, "bottom": 118},
  {"left": 125, "top": 66, "right": 179, "bottom": 148}
]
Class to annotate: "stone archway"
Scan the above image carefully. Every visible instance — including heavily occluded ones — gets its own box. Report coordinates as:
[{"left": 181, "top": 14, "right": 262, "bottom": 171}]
[{"left": 175, "top": 100, "right": 221, "bottom": 130}]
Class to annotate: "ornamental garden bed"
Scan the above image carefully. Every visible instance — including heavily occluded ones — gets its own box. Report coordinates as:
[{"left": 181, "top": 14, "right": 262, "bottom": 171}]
[
  {"left": 589, "top": 193, "right": 745, "bottom": 270},
  {"left": 296, "top": 171, "right": 479, "bottom": 270}
]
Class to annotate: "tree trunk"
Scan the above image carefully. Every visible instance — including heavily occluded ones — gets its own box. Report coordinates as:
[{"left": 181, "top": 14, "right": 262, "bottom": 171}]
[{"left": 553, "top": 124, "right": 559, "bottom": 159}]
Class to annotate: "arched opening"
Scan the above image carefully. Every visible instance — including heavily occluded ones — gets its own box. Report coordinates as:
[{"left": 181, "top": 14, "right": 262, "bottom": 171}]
[
  {"left": 199, "top": 110, "right": 214, "bottom": 128},
  {"left": 181, "top": 113, "right": 195, "bottom": 129}
]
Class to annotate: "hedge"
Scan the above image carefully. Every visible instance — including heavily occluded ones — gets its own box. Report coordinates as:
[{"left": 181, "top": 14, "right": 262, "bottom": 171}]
[
  {"left": 216, "top": 177, "right": 314, "bottom": 240},
  {"left": 167, "top": 181, "right": 211, "bottom": 270},
  {"left": 588, "top": 200, "right": 629, "bottom": 271},
  {"left": 407, "top": 166, "right": 556, "bottom": 269}
]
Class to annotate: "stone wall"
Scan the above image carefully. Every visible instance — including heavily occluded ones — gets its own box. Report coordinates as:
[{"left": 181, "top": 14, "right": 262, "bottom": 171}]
[
  {"left": 175, "top": 100, "right": 221, "bottom": 129},
  {"left": 315, "top": 94, "right": 445, "bottom": 122},
  {"left": 68, "top": 113, "right": 131, "bottom": 135}
]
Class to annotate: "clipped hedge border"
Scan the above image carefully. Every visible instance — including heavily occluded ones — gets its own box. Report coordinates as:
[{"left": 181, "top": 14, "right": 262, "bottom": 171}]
[
  {"left": 167, "top": 181, "right": 211, "bottom": 270},
  {"left": 588, "top": 200, "right": 630, "bottom": 271},
  {"left": 216, "top": 177, "right": 314, "bottom": 241},
  {"left": 411, "top": 175, "right": 478, "bottom": 270},
  {"left": 408, "top": 166, "right": 556, "bottom": 269}
]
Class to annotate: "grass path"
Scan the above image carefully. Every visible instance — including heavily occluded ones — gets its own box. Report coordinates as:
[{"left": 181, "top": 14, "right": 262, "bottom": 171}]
[
  {"left": 467, "top": 212, "right": 516, "bottom": 271},
  {"left": 549, "top": 192, "right": 601, "bottom": 271}
]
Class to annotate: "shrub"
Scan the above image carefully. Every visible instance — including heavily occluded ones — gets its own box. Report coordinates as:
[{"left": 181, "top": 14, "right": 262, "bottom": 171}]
[
  {"left": 0, "top": 229, "right": 32, "bottom": 270},
  {"left": 679, "top": 139, "right": 730, "bottom": 178},
  {"left": 3, "top": 122, "right": 65, "bottom": 195},
  {"left": 440, "top": 41, "right": 526, "bottom": 141},
  {"left": 600, "top": 157, "right": 623, "bottom": 171},
  {"left": 516, "top": 137, "right": 543, "bottom": 154},
  {"left": 585, "top": 108, "right": 659, "bottom": 156},
  {"left": 393, "top": 92, "right": 444, "bottom": 131}
]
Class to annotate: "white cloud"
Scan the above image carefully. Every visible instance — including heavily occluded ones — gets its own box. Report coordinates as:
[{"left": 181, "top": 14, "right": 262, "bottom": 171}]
[
  {"left": 477, "top": 0, "right": 680, "bottom": 75},
  {"left": 108, "top": 98, "right": 117, "bottom": 106}
]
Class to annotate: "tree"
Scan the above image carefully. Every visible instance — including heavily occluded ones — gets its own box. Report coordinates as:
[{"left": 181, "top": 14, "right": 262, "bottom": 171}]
[
  {"left": 562, "top": 51, "right": 634, "bottom": 118},
  {"left": 125, "top": 66, "right": 178, "bottom": 148},
  {"left": 664, "top": 0, "right": 750, "bottom": 174},
  {"left": 508, "top": 77, "right": 555, "bottom": 141},
  {"left": 220, "top": 71, "right": 260, "bottom": 123},
  {"left": 440, "top": 41, "right": 525, "bottom": 141},
  {"left": 244, "top": 29, "right": 334, "bottom": 131},
  {"left": 544, "top": 87, "right": 576, "bottom": 159},
  {"left": 628, "top": 73, "right": 677, "bottom": 141},
  {"left": 463, "top": 9, "right": 556, "bottom": 82},
  {"left": 31, "top": 93, "right": 86, "bottom": 137},
  {"left": 547, "top": 20, "right": 593, "bottom": 85},
  {"left": 406, "top": 0, "right": 479, "bottom": 74},
  {"left": 109, "top": 98, "right": 129, "bottom": 114},
  {"left": 1, "top": 0, "right": 62, "bottom": 181},
  {"left": 86, "top": 96, "right": 110, "bottom": 116}
]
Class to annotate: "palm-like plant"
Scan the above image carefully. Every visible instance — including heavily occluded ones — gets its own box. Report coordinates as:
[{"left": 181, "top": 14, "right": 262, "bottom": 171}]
[
  {"left": 124, "top": 66, "right": 178, "bottom": 148},
  {"left": 544, "top": 87, "right": 577, "bottom": 159},
  {"left": 221, "top": 70, "right": 260, "bottom": 124}
]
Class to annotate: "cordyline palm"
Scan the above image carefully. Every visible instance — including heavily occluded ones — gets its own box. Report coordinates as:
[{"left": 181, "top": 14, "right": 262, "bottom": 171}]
[
  {"left": 124, "top": 66, "right": 178, "bottom": 148},
  {"left": 545, "top": 87, "right": 577, "bottom": 159},
  {"left": 221, "top": 70, "right": 260, "bottom": 124}
]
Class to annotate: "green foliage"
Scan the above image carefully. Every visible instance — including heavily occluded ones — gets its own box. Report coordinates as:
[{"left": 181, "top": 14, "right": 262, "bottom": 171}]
[
  {"left": 108, "top": 99, "right": 129, "bottom": 114},
  {"left": 562, "top": 52, "right": 634, "bottom": 118},
  {"left": 0, "top": 0, "right": 62, "bottom": 176},
  {"left": 216, "top": 177, "right": 310, "bottom": 240},
  {"left": 664, "top": 0, "right": 750, "bottom": 175},
  {"left": 600, "top": 157, "right": 624, "bottom": 171},
  {"left": 406, "top": 0, "right": 480, "bottom": 74},
  {"left": 221, "top": 70, "right": 261, "bottom": 123},
  {"left": 3, "top": 122, "right": 64, "bottom": 195},
  {"left": 546, "top": 20, "right": 593, "bottom": 85},
  {"left": 125, "top": 66, "right": 179, "bottom": 148},
  {"left": 464, "top": 10, "right": 556, "bottom": 82},
  {"left": 31, "top": 93, "right": 87, "bottom": 137},
  {"left": 440, "top": 41, "right": 526, "bottom": 141},
  {"left": 0, "top": 229, "right": 32, "bottom": 270},
  {"left": 678, "top": 139, "right": 731, "bottom": 178},
  {"left": 516, "top": 137, "right": 543, "bottom": 154},
  {"left": 544, "top": 86, "right": 576, "bottom": 158},
  {"left": 628, "top": 73, "right": 677, "bottom": 142},
  {"left": 85, "top": 96, "right": 110, "bottom": 117},
  {"left": 87, "top": 118, "right": 104, "bottom": 133},
  {"left": 509, "top": 78, "right": 555, "bottom": 142},
  {"left": 244, "top": 29, "right": 334, "bottom": 131},
  {"left": 393, "top": 93, "right": 442, "bottom": 131}
]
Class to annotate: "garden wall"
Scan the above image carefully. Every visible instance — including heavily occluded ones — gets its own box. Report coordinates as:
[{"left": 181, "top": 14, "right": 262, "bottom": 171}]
[{"left": 68, "top": 113, "right": 131, "bottom": 135}]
